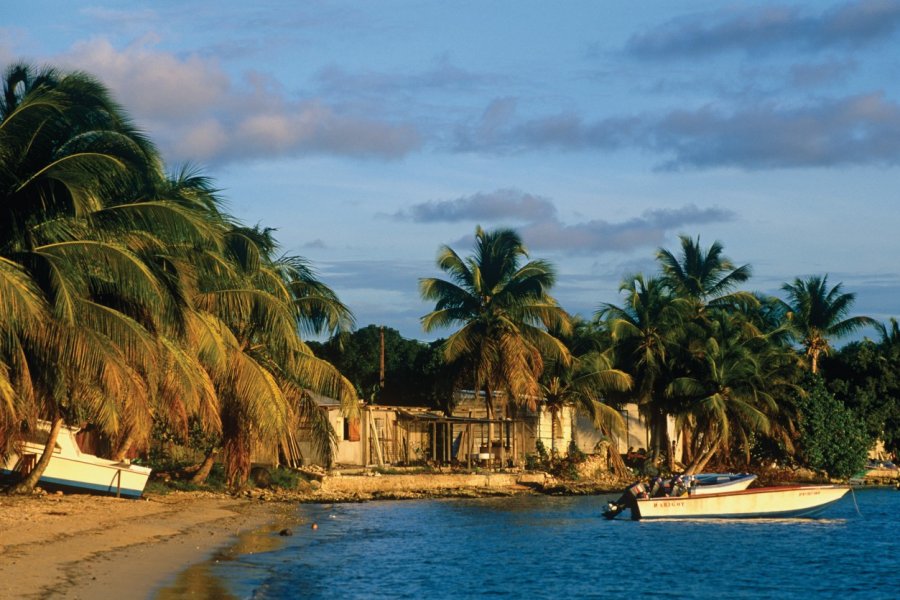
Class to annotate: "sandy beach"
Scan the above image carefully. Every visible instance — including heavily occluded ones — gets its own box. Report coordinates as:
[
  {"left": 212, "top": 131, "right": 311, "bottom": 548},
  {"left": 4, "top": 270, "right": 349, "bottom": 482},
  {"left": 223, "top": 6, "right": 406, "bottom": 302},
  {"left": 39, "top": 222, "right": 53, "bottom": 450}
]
[{"left": 0, "top": 491, "right": 291, "bottom": 600}]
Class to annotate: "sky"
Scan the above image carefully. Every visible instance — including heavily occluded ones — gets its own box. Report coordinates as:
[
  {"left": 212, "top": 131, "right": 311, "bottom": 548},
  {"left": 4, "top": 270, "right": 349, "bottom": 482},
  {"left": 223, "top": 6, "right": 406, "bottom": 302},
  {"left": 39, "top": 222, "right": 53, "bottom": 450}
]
[{"left": 5, "top": 0, "right": 900, "bottom": 341}]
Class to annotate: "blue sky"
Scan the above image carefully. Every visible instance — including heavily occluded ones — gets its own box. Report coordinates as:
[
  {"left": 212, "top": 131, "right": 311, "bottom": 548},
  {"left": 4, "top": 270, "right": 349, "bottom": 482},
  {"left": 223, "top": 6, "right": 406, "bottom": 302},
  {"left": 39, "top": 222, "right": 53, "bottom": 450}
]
[{"left": 5, "top": 0, "right": 900, "bottom": 340}]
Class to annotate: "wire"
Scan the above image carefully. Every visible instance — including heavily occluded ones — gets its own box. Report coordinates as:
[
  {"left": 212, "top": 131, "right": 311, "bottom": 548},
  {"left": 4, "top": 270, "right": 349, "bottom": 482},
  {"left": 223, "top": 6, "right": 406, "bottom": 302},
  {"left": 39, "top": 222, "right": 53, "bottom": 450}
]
[{"left": 849, "top": 486, "right": 862, "bottom": 516}]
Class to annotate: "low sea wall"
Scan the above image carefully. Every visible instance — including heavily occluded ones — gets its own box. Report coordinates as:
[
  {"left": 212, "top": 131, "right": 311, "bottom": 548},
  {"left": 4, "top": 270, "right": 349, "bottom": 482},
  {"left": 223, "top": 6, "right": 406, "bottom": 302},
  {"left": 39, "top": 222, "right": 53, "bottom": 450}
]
[{"left": 318, "top": 472, "right": 548, "bottom": 494}]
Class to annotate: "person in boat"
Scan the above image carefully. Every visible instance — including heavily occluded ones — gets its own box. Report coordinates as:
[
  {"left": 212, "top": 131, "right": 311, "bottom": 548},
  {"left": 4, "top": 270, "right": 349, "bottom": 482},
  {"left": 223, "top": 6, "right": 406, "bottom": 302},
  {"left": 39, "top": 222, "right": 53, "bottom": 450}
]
[
  {"left": 648, "top": 475, "right": 666, "bottom": 498},
  {"left": 669, "top": 474, "right": 688, "bottom": 497}
]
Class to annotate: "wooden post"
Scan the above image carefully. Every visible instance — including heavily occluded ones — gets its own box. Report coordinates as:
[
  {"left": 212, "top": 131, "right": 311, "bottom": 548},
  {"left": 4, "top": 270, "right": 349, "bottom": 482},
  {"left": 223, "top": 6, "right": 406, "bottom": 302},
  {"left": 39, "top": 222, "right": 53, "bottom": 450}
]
[
  {"left": 466, "top": 422, "right": 473, "bottom": 468},
  {"left": 116, "top": 469, "right": 122, "bottom": 498},
  {"left": 368, "top": 410, "right": 384, "bottom": 467}
]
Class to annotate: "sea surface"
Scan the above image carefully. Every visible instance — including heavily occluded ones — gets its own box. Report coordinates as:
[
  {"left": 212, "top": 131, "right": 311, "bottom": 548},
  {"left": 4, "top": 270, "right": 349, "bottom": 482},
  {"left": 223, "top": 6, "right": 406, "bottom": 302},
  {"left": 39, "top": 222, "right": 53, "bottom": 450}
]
[{"left": 156, "top": 487, "right": 900, "bottom": 599}]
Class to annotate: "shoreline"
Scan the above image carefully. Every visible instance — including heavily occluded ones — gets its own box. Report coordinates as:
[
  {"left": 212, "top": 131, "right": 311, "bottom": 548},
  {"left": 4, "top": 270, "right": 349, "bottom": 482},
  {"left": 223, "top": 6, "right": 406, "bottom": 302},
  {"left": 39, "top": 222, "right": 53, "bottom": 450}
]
[
  {"left": 0, "top": 473, "right": 620, "bottom": 599},
  {"left": 5, "top": 468, "right": 874, "bottom": 599},
  {"left": 0, "top": 491, "right": 290, "bottom": 600}
]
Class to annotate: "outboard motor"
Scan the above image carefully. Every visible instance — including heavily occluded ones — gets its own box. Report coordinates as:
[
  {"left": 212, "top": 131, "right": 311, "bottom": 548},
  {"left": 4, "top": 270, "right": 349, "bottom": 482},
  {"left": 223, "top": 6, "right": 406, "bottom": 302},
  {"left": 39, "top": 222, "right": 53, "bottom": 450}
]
[{"left": 603, "top": 481, "right": 646, "bottom": 520}]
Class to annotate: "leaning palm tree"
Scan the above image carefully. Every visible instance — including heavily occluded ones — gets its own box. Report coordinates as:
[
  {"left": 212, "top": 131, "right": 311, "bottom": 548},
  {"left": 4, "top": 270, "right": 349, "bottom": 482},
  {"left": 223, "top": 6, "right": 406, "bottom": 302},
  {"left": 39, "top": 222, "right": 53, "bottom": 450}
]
[
  {"left": 780, "top": 275, "right": 876, "bottom": 373},
  {"left": 420, "top": 226, "right": 571, "bottom": 463},
  {"left": 0, "top": 63, "right": 182, "bottom": 493},
  {"left": 192, "top": 225, "right": 357, "bottom": 487}
]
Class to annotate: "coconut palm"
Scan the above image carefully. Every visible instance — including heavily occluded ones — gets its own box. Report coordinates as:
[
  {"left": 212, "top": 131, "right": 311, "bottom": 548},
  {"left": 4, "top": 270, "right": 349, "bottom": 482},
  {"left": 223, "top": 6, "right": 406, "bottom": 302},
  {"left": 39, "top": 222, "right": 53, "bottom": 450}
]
[
  {"left": 656, "top": 235, "right": 754, "bottom": 312},
  {"left": 668, "top": 312, "right": 795, "bottom": 474},
  {"left": 0, "top": 63, "right": 182, "bottom": 492},
  {"left": 540, "top": 352, "right": 630, "bottom": 455},
  {"left": 420, "top": 226, "right": 571, "bottom": 462},
  {"left": 190, "top": 225, "right": 357, "bottom": 487},
  {"left": 598, "top": 274, "right": 687, "bottom": 462},
  {"left": 780, "top": 275, "right": 876, "bottom": 373}
]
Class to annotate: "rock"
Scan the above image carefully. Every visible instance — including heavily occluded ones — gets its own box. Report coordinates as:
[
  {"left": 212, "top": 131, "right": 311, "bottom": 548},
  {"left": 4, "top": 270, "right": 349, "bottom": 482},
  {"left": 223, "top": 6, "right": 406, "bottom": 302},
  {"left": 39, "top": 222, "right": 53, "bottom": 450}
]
[
  {"left": 250, "top": 466, "right": 272, "bottom": 489},
  {"left": 278, "top": 528, "right": 293, "bottom": 536}
]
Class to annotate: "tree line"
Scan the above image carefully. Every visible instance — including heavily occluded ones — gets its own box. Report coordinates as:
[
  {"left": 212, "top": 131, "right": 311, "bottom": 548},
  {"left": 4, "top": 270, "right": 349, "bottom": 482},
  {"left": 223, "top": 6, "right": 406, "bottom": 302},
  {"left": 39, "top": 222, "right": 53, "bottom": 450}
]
[{"left": 328, "top": 229, "right": 888, "bottom": 479}]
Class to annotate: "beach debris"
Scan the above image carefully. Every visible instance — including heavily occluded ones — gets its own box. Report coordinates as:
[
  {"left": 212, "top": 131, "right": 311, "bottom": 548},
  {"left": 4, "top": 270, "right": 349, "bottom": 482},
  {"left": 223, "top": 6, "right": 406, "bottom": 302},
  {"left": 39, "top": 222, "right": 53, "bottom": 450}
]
[
  {"left": 278, "top": 528, "right": 293, "bottom": 536},
  {"left": 311, "top": 523, "right": 318, "bottom": 530}
]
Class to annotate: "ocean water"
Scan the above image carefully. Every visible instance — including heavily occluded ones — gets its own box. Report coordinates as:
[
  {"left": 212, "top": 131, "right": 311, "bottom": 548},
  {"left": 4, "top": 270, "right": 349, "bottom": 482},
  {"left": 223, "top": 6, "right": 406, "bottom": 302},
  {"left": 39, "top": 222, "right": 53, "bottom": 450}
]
[{"left": 156, "top": 488, "right": 900, "bottom": 599}]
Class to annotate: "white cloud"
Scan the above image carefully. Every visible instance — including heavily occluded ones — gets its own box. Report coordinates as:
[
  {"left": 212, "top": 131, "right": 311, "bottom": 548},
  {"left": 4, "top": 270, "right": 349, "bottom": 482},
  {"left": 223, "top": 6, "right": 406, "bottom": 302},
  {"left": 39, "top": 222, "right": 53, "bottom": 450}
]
[{"left": 56, "top": 37, "right": 422, "bottom": 165}]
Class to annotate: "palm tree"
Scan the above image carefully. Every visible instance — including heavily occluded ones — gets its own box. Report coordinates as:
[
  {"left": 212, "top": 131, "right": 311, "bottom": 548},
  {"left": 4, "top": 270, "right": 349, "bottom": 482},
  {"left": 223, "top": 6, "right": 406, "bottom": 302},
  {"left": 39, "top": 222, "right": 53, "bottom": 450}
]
[
  {"left": 780, "top": 275, "right": 875, "bottom": 373},
  {"left": 0, "top": 63, "right": 180, "bottom": 492},
  {"left": 191, "top": 225, "right": 357, "bottom": 487},
  {"left": 668, "top": 312, "right": 795, "bottom": 473},
  {"left": 598, "top": 274, "right": 686, "bottom": 462},
  {"left": 420, "top": 226, "right": 571, "bottom": 464},
  {"left": 877, "top": 317, "right": 900, "bottom": 347},
  {"left": 540, "top": 350, "right": 631, "bottom": 478},
  {"left": 656, "top": 235, "right": 754, "bottom": 312}
]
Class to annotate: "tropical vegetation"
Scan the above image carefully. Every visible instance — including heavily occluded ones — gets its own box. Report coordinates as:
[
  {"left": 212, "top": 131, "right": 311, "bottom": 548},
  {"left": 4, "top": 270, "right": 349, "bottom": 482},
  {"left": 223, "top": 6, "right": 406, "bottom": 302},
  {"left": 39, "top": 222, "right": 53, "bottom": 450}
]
[
  {"left": 1, "top": 61, "right": 895, "bottom": 493},
  {"left": 0, "top": 62, "right": 356, "bottom": 493}
]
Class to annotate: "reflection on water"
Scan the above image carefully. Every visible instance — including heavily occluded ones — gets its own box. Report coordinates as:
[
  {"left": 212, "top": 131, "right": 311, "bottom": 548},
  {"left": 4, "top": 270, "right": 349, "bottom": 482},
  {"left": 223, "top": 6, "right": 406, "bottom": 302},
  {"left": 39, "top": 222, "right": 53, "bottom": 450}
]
[{"left": 155, "top": 521, "right": 293, "bottom": 600}]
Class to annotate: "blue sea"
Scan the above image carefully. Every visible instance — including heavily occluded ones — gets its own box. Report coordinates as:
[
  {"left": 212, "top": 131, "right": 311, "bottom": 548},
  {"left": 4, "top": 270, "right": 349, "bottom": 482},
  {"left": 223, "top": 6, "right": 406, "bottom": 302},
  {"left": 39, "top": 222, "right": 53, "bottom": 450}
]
[{"left": 155, "top": 488, "right": 900, "bottom": 599}]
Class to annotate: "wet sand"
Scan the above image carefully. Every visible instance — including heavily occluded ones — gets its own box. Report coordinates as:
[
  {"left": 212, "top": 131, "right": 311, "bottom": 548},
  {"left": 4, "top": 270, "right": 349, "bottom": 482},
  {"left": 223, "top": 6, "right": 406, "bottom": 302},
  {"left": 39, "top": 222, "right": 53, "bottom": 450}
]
[{"left": 0, "top": 491, "right": 290, "bottom": 599}]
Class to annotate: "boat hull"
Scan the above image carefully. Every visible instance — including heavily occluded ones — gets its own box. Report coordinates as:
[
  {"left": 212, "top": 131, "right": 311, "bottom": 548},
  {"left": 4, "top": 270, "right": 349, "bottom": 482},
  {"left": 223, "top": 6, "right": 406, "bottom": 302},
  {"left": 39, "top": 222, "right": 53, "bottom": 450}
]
[
  {"left": 634, "top": 485, "right": 850, "bottom": 520},
  {"left": 1, "top": 429, "right": 151, "bottom": 499}
]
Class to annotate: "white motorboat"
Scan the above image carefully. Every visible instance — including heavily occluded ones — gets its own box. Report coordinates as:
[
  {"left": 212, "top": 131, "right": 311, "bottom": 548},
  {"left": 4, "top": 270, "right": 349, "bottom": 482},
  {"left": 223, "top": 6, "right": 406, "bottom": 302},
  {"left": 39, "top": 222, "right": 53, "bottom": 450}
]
[
  {"left": 605, "top": 483, "right": 850, "bottom": 520},
  {"left": 1, "top": 421, "right": 151, "bottom": 499}
]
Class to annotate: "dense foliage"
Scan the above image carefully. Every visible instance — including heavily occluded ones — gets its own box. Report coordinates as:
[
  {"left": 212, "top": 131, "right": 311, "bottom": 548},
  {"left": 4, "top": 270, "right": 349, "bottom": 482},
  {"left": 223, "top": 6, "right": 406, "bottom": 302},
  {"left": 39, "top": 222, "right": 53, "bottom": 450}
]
[
  {"left": 308, "top": 325, "right": 456, "bottom": 409},
  {"left": 0, "top": 63, "right": 356, "bottom": 492},
  {"left": 822, "top": 334, "right": 900, "bottom": 457},
  {"left": 794, "top": 375, "right": 869, "bottom": 479}
]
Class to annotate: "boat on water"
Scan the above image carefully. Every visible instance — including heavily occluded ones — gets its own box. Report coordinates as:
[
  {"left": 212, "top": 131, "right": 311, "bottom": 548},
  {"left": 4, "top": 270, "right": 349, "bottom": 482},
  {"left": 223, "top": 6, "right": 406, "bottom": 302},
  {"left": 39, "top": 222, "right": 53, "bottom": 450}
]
[
  {"left": 680, "top": 472, "right": 757, "bottom": 495},
  {"left": 0, "top": 421, "right": 151, "bottom": 499},
  {"left": 604, "top": 482, "right": 850, "bottom": 520}
]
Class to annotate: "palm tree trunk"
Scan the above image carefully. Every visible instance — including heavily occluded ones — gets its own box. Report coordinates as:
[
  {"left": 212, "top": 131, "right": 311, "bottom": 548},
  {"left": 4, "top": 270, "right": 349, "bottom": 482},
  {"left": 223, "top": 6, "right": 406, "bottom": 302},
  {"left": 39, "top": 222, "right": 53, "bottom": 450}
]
[
  {"left": 550, "top": 407, "right": 557, "bottom": 455},
  {"left": 685, "top": 437, "right": 720, "bottom": 475},
  {"left": 113, "top": 429, "right": 135, "bottom": 461},
  {"left": 605, "top": 440, "right": 630, "bottom": 480},
  {"left": 484, "top": 387, "right": 494, "bottom": 463},
  {"left": 190, "top": 449, "right": 219, "bottom": 485},
  {"left": 10, "top": 417, "right": 64, "bottom": 495},
  {"left": 681, "top": 424, "right": 693, "bottom": 465}
]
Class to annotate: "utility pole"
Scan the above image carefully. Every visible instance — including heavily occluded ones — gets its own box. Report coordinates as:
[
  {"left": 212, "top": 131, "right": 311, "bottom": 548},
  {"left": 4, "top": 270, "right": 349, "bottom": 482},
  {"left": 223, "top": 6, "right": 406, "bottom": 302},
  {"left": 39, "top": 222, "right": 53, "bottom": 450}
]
[{"left": 379, "top": 326, "right": 385, "bottom": 390}]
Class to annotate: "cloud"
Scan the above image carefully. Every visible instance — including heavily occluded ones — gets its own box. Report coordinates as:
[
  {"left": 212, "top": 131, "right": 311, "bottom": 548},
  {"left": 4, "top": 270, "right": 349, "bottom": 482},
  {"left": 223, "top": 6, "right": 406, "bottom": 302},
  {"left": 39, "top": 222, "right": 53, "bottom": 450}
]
[
  {"left": 649, "top": 93, "right": 900, "bottom": 169},
  {"left": 626, "top": 0, "right": 900, "bottom": 59},
  {"left": 788, "top": 59, "right": 858, "bottom": 87},
  {"left": 397, "top": 188, "right": 734, "bottom": 255},
  {"left": 454, "top": 97, "right": 638, "bottom": 153},
  {"left": 58, "top": 37, "right": 422, "bottom": 165},
  {"left": 397, "top": 189, "right": 557, "bottom": 223},
  {"left": 521, "top": 205, "right": 736, "bottom": 254},
  {"left": 455, "top": 93, "right": 900, "bottom": 170}
]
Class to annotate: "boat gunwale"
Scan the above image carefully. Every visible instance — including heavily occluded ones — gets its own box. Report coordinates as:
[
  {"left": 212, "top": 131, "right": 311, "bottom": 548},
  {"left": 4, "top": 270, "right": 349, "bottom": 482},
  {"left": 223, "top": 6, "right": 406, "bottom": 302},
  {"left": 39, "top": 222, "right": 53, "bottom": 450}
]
[{"left": 637, "top": 483, "right": 849, "bottom": 504}]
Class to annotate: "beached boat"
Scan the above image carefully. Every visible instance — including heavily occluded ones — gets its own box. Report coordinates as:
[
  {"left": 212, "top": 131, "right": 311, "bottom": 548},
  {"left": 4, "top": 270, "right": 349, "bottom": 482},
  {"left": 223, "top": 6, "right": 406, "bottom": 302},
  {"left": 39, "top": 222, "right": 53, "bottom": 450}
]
[
  {"left": 604, "top": 483, "right": 850, "bottom": 520},
  {"left": 0, "top": 421, "right": 151, "bottom": 499}
]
